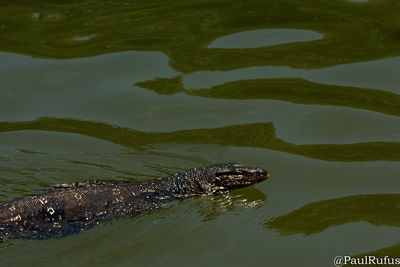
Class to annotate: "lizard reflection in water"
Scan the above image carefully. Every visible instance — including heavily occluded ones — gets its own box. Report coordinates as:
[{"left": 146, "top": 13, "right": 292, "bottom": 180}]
[{"left": 0, "top": 163, "right": 269, "bottom": 240}]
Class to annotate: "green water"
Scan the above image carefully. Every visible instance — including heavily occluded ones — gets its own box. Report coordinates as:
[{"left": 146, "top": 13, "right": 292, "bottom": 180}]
[{"left": 1, "top": 0, "right": 400, "bottom": 266}]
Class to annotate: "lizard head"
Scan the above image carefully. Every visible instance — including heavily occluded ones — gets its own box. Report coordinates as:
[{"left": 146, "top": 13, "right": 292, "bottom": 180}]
[{"left": 207, "top": 163, "right": 269, "bottom": 194}]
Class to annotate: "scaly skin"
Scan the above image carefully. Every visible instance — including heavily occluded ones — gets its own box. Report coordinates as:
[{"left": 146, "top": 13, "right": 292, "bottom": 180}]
[{"left": 0, "top": 163, "right": 269, "bottom": 240}]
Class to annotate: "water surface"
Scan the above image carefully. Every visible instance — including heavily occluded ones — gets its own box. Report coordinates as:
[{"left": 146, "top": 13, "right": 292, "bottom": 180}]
[{"left": 1, "top": 0, "right": 400, "bottom": 266}]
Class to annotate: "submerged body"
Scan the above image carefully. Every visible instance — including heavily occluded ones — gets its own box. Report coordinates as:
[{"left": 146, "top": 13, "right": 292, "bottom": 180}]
[{"left": 0, "top": 163, "right": 269, "bottom": 240}]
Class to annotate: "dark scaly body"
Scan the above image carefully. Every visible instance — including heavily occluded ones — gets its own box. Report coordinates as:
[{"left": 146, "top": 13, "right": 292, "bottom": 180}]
[{"left": 0, "top": 163, "right": 269, "bottom": 240}]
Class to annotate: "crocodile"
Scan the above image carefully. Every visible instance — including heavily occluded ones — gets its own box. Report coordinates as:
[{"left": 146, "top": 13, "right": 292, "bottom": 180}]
[{"left": 0, "top": 163, "right": 269, "bottom": 240}]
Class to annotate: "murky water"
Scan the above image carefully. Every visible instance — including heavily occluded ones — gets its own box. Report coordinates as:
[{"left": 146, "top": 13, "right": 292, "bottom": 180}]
[{"left": 1, "top": 0, "right": 400, "bottom": 266}]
